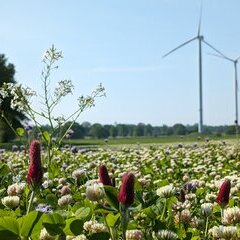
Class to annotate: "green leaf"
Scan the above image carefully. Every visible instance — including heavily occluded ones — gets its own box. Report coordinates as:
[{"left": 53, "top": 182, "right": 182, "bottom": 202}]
[
  {"left": 89, "top": 232, "right": 111, "bottom": 240},
  {"left": 156, "top": 179, "right": 169, "bottom": 187},
  {"left": 184, "top": 232, "right": 193, "bottom": 240},
  {"left": 0, "top": 217, "right": 20, "bottom": 239},
  {"left": 42, "top": 213, "right": 65, "bottom": 235},
  {"left": 104, "top": 186, "right": 119, "bottom": 211},
  {"left": 46, "top": 194, "right": 58, "bottom": 207},
  {"left": 48, "top": 162, "right": 60, "bottom": 179},
  {"left": 18, "top": 211, "right": 43, "bottom": 238},
  {"left": 16, "top": 127, "right": 25, "bottom": 137},
  {"left": 42, "top": 131, "right": 51, "bottom": 143},
  {"left": 106, "top": 213, "right": 120, "bottom": 227},
  {"left": 64, "top": 218, "right": 83, "bottom": 236},
  {"left": 75, "top": 207, "right": 91, "bottom": 220},
  {"left": 0, "top": 230, "right": 19, "bottom": 240},
  {"left": 134, "top": 179, "right": 143, "bottom": 191},
  {"left": 153, "top": 220, "right": 166, "bottom": 232},
  {"left": 0, "top": 164, "right": 10, "bottom": 177},
  {"left": 143, "top": 207, "right": 156, "bottom": 219}
]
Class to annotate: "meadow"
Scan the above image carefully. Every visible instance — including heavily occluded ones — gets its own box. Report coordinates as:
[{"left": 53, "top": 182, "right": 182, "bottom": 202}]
[{"left": 0, "top": 139, "right": 240, "bottom": 239}]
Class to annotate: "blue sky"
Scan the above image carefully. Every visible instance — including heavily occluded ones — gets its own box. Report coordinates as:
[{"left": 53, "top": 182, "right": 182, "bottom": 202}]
[{"left": 1, "top": 0, "right": 240, "bottom": 126}]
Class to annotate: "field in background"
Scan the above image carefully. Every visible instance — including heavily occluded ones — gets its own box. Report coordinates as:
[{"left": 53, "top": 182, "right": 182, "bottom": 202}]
[
  {"left": 66, "top": 135, "right": 238, "bottom": 147},
  {"left": 0, "top": 135, "right": 238, "bottom": 150}
]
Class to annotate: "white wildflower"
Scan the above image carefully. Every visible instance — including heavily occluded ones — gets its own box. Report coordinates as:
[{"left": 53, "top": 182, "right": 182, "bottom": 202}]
[
  {"left": 157, "top": 230, "right": 178, "bottom": 240},
  {"left": 1, "top": 196, "right": 20, "bottom": 209},
  {"left": 222, "top": 206, "right": 240, "bottom": 225},
  {"left": 40, "top": 228, "right": 56, "bottom": 240},
  {"left": 126, "top": 229, "right": 144, "bottom": 240},
  {"left": 209, "top": 225, "right": 239, "bottom": 239},
  {"left": 83, "top": 220, "right": 107, "bottom": 234},
  {"left": 7, "top": 183, "right": 25, "bottom": 196},
  {"left": 156, "top": 184, "right": 175, "bottom": 198},
  {"left": 201, "top": 203, "right": 213, "bottom": 217},
  {"left": 58, "top": 194, "right": 73, "bottom": 206},
  {"left": 86, "top": 181, "right": 104, "bottom": 202}
]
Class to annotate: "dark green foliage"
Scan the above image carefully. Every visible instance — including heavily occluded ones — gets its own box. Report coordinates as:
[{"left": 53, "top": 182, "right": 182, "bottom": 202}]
[{"left": 0, "top": 54, "right": 27, "bottom": 142}]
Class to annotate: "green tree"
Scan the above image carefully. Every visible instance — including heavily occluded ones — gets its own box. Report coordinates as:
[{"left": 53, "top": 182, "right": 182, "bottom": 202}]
[
  {"left": 90, "top": 123, "right": 107, "bottom": 139},
  {"left": 172, "top": 123, "right": 187, "bottom": 135},
  {"left": 0, "top": 54, "right": 26, "bottom": 142}
]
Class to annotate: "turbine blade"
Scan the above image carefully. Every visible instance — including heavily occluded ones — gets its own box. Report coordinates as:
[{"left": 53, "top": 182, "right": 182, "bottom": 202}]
[
  {"left": 198, "top": 0, "right": 203, "bottom": 36},
  {"left": 202, "top": 39, "right": 227, "bottom": 58},
  {"left": 163, "top": 36, "right": 198, "bottom": 58},
  {"left": 207, "top": 52, "right": 233, "bottom": 62},
  {"left": 236, "top": 55, "right": 240, "bottom": 61}
]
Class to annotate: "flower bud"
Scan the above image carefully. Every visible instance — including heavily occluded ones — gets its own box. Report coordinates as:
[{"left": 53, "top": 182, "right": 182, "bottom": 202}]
[
  {"left": 118, "top": 173, "right": 135, "bottom": 206},
  {"left": 98, "top": 165, "right": 112, "bottom": 186},
  {"left": 216, "top": 179, "right": 231, "bottom": 207}
]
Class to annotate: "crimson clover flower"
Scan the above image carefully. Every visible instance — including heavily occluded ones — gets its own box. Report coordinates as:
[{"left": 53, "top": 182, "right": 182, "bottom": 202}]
[
  {"left": 118, "top": 173, "right": 135, "bottom": 206},
  {"left": 98, "top": 164, "right": 112, "bottom": 186},
  {"left": 216, "top": 179, "right": 231, "bottom": 207},
  {"left": 27, "top": 140, "right": 43, "bottom": 188}
]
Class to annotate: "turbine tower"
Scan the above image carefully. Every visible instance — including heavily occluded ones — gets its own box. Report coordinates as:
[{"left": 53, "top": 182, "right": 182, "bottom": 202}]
[
  {"left": 210, "top": 53, "right": 240, "bottom": 137},
  {"left": 163, "top": 7, "right": 223, "bottom": 133}
]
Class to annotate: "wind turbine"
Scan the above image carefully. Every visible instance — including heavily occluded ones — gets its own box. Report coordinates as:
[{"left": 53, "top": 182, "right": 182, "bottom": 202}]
[
  {"left": 163, "top": 7, "right": 224, "bottom": 133},
  {"left": 209, "top": 53, "right": 240, "bottom": 137}
]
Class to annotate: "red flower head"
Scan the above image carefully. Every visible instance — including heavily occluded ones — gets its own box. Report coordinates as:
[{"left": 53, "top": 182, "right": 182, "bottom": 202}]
[
  {"left": 27, "top": 140, "right": 43, "bottom": 188},
  {"left": 99, "top": 165, "right": 112, "bottom": 186},
  {"left": 118, "top": 173, "right": 135, "bottom": 206},
  {"left": 216, "top": 179, "right": 231, "bottom": 207}
]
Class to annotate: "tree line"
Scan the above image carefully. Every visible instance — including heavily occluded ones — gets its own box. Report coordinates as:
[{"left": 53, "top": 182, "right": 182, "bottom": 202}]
[{"left": 38, "top": 122, "right": 238, "bottom": 139}]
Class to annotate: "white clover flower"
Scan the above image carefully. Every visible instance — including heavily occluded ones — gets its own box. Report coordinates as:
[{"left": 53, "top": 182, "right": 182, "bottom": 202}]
[
  {"left": 40, "top": 228, "right": 56, "bottom": 240},
  {"left": 60, "top": 185, "right": 71, "bottom": 196},
  {"left": 83, "top": 220, "right": 107, "bottom": 234},
  {"left": 1, "top": 196, "right": 20, "bottom": 209},
  {"left": 201, "top": 203, "right": 213, "bottom": 217},
  {"left": 72, "top": 169, "right": 86, "bottom": 179},
  {"left": 126, "top": 229, "right": 144, "bottom": 240},
  {"left": 85, "top": 181, "right": 104, "bottom": 202},
  {"left": 7, "top": 183, "right": 25, "bottom": 196},
  {"left": 209, "top": 225, "right": 239, "bottom": 239},
  {"left": 205, "top": 193, "right": 216, "bottom": 202},
  {"left": 66, "top": 235, "right": 87, "bottom": 240},
  {"left": 157, "top": 230, "right": 178, "bottom": 240},
  {"left": 174, "top": 209, "right": 192, "bottom": 225},
  {"left": 58, "top": 194, "right": 73, "bottom": 207},
  {"left": 222, "top": 206, "right": 240, "bottom": 225},
  {"left": 42, "top": 180, "right": 53, "bottom": 189},
  {"left": 156, "top": 184, "right": 175, "bottom": 198}
]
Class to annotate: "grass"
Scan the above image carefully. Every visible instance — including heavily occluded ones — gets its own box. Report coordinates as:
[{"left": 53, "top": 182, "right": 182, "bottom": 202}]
[
  {"left": 0, "top": 135, "right": 238, "bottom": 150},
  {"left": 66, "top": 135, "right": 237, "bottom": 146}
]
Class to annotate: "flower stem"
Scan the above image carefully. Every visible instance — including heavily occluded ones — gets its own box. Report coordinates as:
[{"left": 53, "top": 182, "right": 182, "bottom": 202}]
[
  {"left": 204, "top": 216, "right": 209, "bottom": 239},
  {"left": 27, "top": 191, "right": 35, "bottom": 214},
  {"left": 120, "top": 204, "right": 129, "bottom": 240},
  {"left": 161, "top": 199, "right": 167, "bottom": 220},
  {"left": 221, "top": 207, "right": 224, "bottom": 220}
]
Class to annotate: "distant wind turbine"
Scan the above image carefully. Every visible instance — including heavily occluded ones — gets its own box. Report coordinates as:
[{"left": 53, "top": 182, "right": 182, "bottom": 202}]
[
  {"left": 209, "top": 53, "right": 240, "bottom": 137},
  {"left": 163, "top": 6, "right": 224, "bottom": 134}
]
